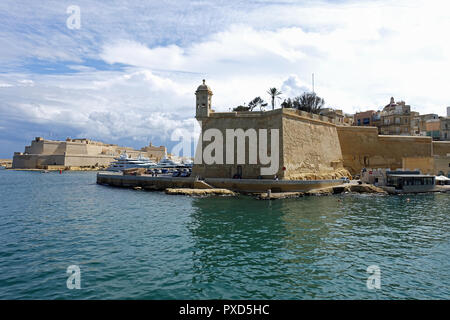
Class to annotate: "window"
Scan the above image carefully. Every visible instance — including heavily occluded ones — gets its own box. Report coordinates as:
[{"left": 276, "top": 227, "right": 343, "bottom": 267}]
[{"left": 363, "top": 118, "right": 370, "bottom": 125}]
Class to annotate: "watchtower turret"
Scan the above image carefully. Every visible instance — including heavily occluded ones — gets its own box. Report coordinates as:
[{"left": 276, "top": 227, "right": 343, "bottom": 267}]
[{"left": 195, "top": 79, "right": 213, "bottom": 119}]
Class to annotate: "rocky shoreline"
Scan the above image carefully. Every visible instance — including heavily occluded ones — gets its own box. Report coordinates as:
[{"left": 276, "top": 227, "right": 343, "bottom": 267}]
[
  {"left": 257, "top": 183, "right": 387, "bottom": 199},
  {"left": 165, "top": 188, "right": 237, "bottom": 196},
  {"left": 155, "top": 183, "right": 388, "bottom": 199}
]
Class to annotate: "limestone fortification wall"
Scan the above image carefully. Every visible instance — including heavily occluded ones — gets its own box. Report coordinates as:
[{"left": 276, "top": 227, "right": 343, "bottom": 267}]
[
  {"left": 337, "top": 126, "right": 432, "bottom": 174},
  {"left": 193, "top": 110, "right": 284, "bottom": 179},
  {"left": 140, "top": 144, "right": 166, "bottom": 161},
  {"left": 402, "top": 157, "right": 435, "bottom": 174},
  {"left": 282, "top": 111, "right": 349, "bottom": 180},
  {"left": 193, "top": 108, "right": 350, "bottom": 180},
  {"left": 433, "top": 141, "right": 450, "bottom": 156},
  {"left": 434, "top": 156, "right": 450, "bottom": 176},
  {"left": 12, "top": 154, "right": 66, "bottom": 169},
  {"left": 12, "top": 137, "right": 145, "bottom": 169},
  {"left": 65, "top": 142, "right": 89, "bottom": 155}
]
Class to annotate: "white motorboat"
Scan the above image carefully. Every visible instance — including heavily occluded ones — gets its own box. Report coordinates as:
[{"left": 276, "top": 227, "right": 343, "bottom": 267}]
[
  {"left": 182, "top": 159, "right": 193, "bottom": 167},
  {"left": 106, "top": 153, "right": 157, "bottom": 172},
  {"left": 157, "top": 154, "right": 182, "bottom": 168}
]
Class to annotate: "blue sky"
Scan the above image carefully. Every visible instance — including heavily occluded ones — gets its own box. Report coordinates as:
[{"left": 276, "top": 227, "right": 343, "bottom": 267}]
[{"left": 1, "top": 0, "right": 450, "bottom": 158}]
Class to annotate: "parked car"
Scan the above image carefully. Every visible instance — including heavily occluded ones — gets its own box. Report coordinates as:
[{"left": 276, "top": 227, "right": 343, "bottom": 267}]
[
  {"left": 172, "top": 171, "right": 181, "bottom": 177},
  {"left": 340, "top": 177, "right": 350, "bottom": 183}
]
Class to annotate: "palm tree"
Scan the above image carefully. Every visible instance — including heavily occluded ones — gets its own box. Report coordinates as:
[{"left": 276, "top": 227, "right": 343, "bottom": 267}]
[{"left": 266, "top": 88, "right": 282, "bottom": 110}]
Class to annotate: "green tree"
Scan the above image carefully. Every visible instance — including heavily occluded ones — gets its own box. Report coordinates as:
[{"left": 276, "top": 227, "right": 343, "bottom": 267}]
[
  {"left": 294, "top": 92, "right": 324, "bottom": 114},
  {"left": 248, "top": 97, "right": 268, "bottom": 111},
  {"left": 281, "top": 98, "right": 293, "bottom": 109},
  {"left": 266, "top": 88, "right": 282, "bottom": 110},
  {"left": 232, "top": 105, "right": 250, "bottom": 112}
]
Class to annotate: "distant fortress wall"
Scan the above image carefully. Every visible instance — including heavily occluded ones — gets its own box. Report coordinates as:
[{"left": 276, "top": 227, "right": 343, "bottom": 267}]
[{"left": 12, "top": 137, "right": 166, "bottom": 169}]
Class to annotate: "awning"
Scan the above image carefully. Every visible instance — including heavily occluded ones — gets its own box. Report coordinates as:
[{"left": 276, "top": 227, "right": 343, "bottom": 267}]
[{"left": 436, "top": 175, "right": 450, "bottom": 181}]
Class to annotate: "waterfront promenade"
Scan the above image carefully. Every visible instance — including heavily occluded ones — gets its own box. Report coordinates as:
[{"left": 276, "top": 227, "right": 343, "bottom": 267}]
[{"left": 96, "top": 171, "right": 343, "bottom": 193}]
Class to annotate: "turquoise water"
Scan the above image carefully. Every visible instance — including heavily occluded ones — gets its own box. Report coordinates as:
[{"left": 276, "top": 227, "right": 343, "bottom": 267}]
[{"left": 0, "top": 170, "right": 449, "bottom": 299}]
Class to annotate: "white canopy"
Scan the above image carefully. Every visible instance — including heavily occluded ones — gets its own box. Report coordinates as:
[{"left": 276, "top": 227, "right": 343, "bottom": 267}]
[{"left": 435, "top": 175, "right": 450, "bottom": 181}]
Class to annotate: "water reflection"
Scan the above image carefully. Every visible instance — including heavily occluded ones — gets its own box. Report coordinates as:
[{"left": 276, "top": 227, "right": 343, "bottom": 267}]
[
  {"left": 187, "top": 196, "right": 345, "bottom": 298},
  {"left": 1, "top": 170, "right": 449, "bottom": 299},
  {"left": 187, "top": 193, "right": 450, "bottom": 299}
]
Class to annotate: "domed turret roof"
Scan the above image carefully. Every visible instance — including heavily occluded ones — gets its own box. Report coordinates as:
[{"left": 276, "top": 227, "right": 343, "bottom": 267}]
[{"left": 196, "top": 79, "right": 212, "bottom": 93}]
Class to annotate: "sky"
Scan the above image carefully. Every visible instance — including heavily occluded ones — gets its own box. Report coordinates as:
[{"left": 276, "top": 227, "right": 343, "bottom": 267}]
[{"left": 1, "top": 0, "right": 450, "bottom": 158}]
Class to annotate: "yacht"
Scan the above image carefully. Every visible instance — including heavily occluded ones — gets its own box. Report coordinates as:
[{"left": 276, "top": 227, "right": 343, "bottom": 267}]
[
  {"left": 157, "top": 154, "right": 182, "bottom": 168},
  {"left": 182, "top": 158, "right": 194, "bottom": 167},
  {"left": 106, "top": 153, "right": 157, "bottom": 172}
]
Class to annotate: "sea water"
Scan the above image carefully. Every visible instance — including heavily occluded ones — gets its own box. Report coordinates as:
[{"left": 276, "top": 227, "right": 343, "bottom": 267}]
[{"left": 0, "top": 170, "right": 449, "bottom": 299}]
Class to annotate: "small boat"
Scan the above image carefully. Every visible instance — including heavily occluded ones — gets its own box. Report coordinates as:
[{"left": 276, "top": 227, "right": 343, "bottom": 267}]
[
  {"left": 106, "top": 153, "right": 158, "bottom": 172},
  {"left": 0, "top": 165, "right": 6, "bottom": 170},
  {"left": 362, "top": 168, "right": 438, "bottom": 194}
]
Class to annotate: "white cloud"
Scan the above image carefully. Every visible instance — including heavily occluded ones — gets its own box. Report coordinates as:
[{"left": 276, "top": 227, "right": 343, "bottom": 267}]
[
  {"left": 98, "top": 0, "right": 450, "bottom": 115},
  {"left": 0, "top": 69, "right": 198, "bottom": 146},
  {"left": 18, "top": 79, "right": 34, "bottom": 86},
  {"left": 281, "top": 75, "right": 310, "bottom": 98}
]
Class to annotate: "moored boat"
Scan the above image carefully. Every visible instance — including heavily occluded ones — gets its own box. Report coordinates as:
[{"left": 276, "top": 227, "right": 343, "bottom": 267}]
[
  {"left": 106, "top": 153, "right": 158, "bottom": 172},
  {"left": 157, "top": 154, "right": 182, "bottom": 168}
]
